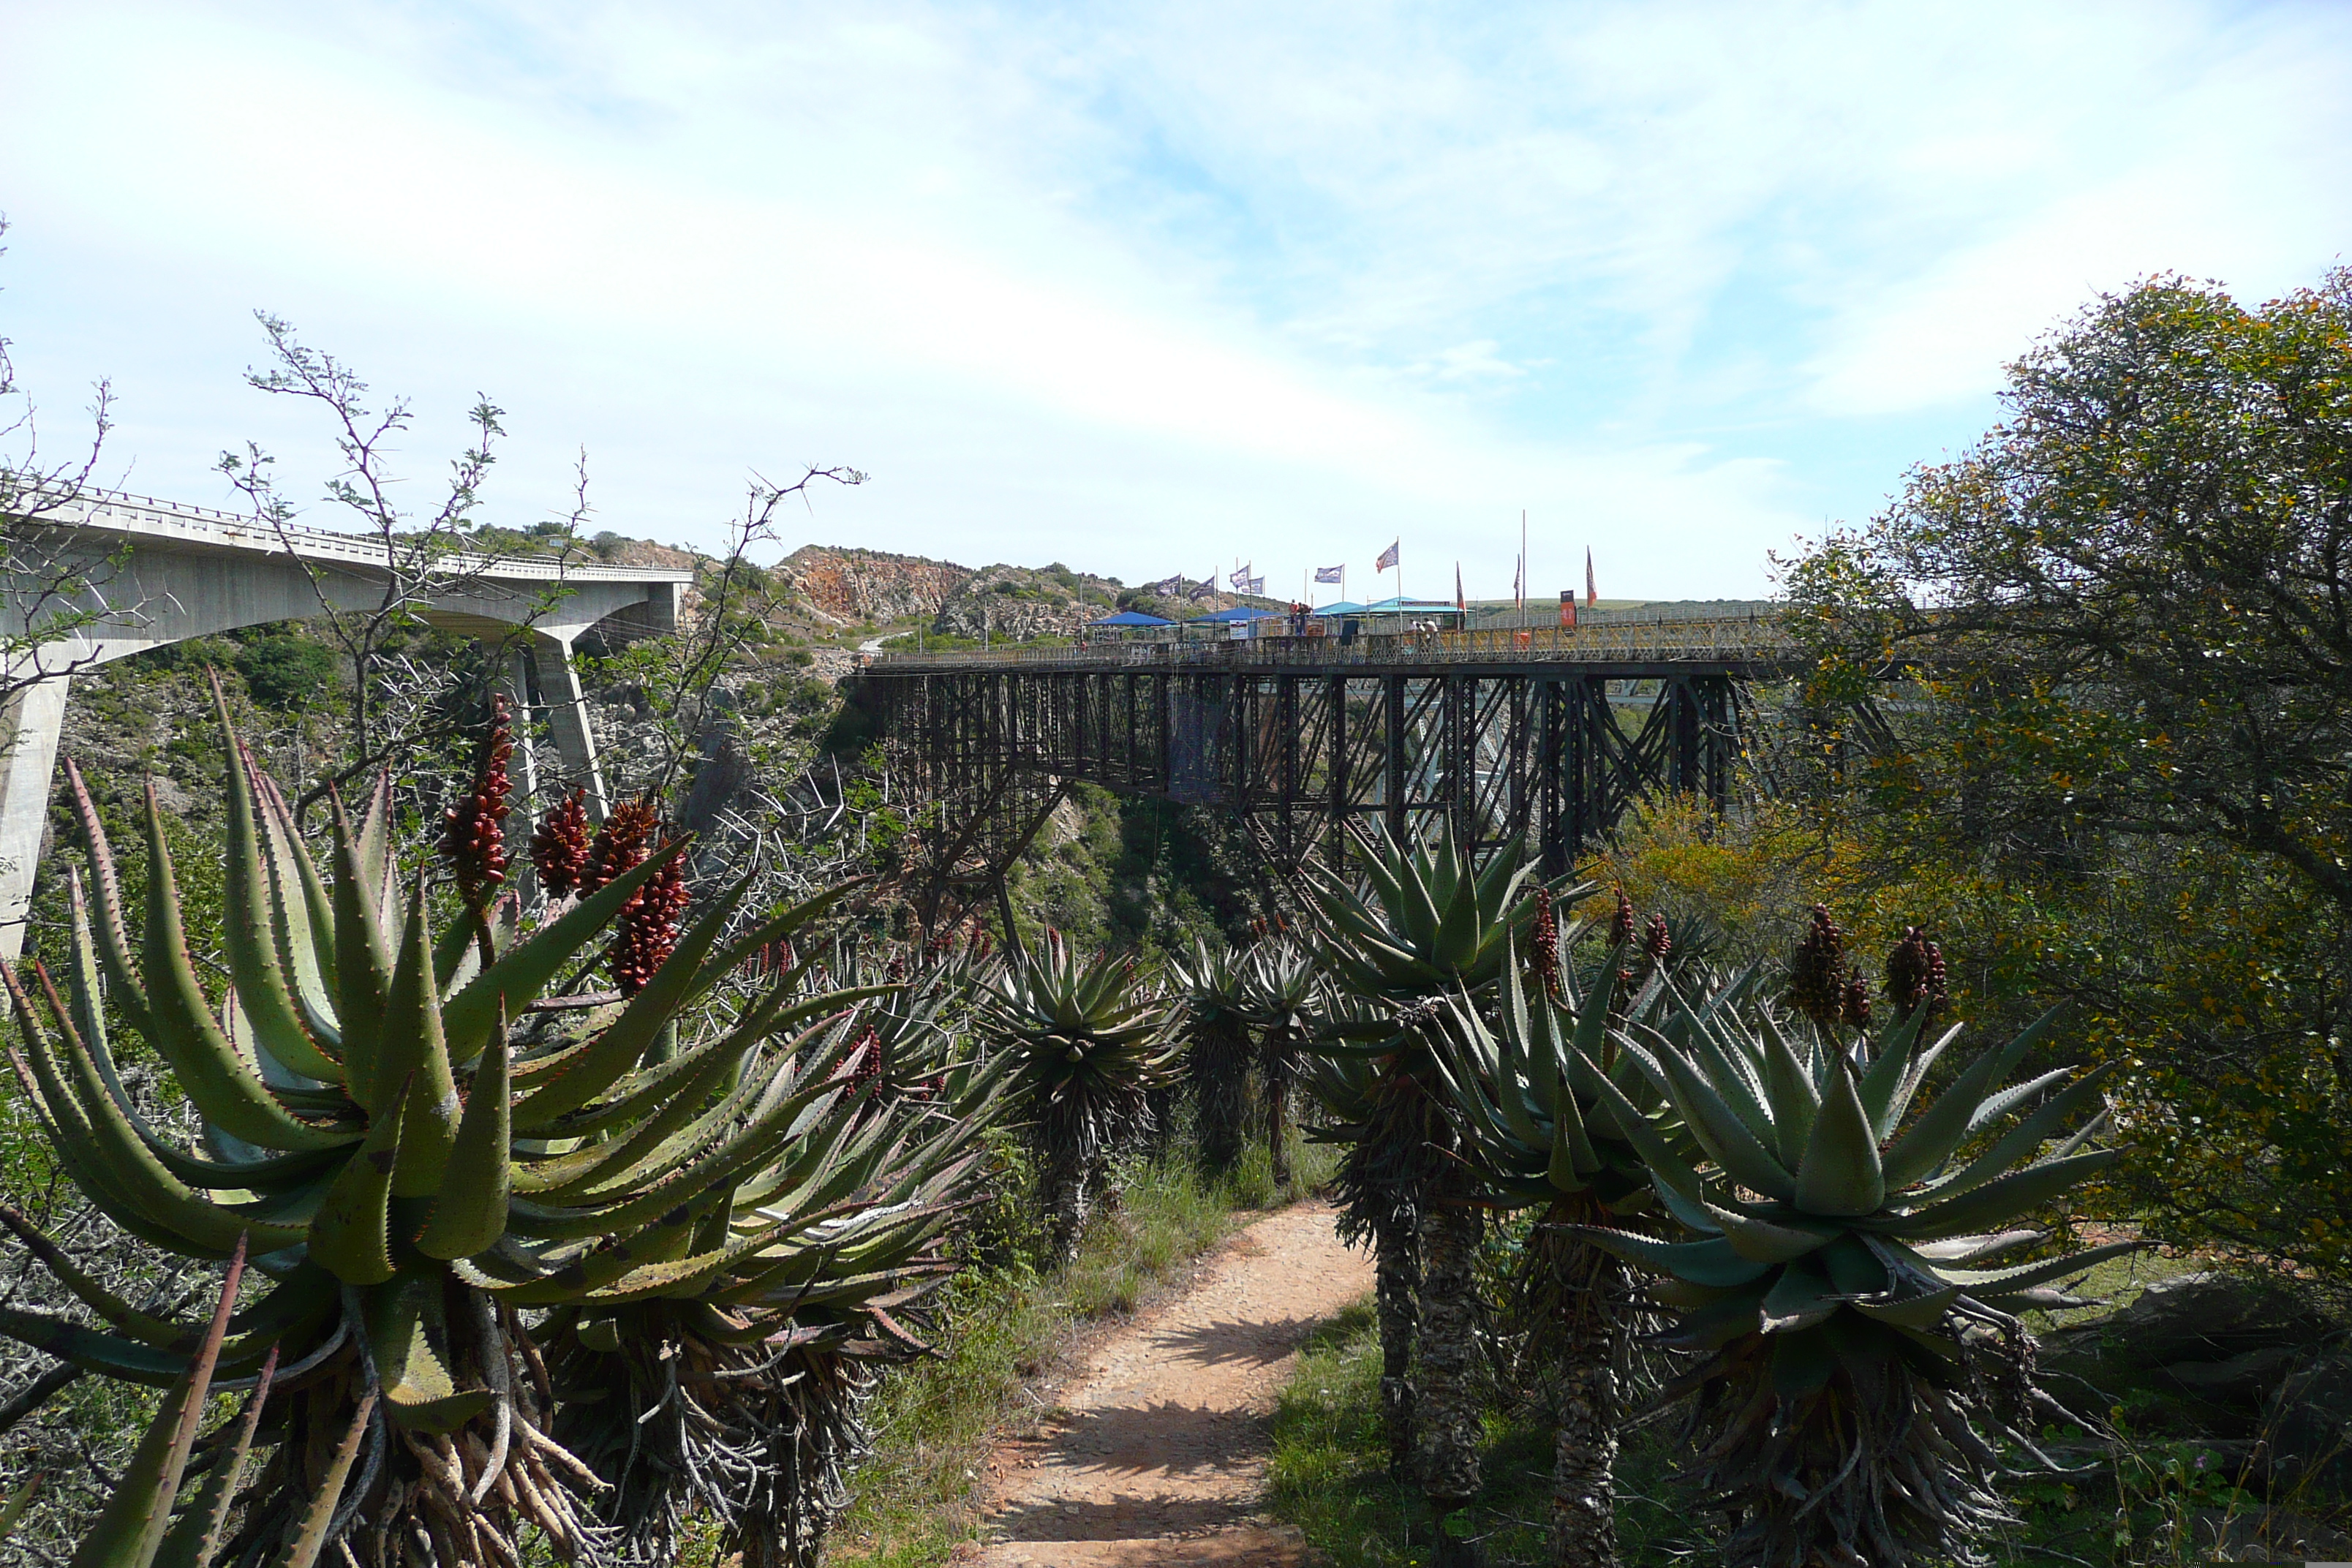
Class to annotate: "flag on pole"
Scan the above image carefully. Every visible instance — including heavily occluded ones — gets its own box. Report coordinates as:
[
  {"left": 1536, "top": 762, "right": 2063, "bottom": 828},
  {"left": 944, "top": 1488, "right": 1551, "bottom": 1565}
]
[
  {"left": 1512, "top": 555, "right": 1522, "bottom": 609},
  {"left": 1314, "top": 565, "right": 1343, "bottom": 584},
  {"left": 1585, "top": 548, "right": 1597, "bottom": 607},
  {"left": 1145, "top": 573, "right": 1188, "bottom": 596},
  {"left": 1376, "top": 540, "right": 1399, "bottom": 572},
  {"left": 1229, "top": 564, "right": 1254, "bottom": 589},
  {"left": 1242, "top": 574, "right": 1264, "bottom": 595},
  {"left": 1455, "top": 562, "right": 1466, "bottom": 612}
]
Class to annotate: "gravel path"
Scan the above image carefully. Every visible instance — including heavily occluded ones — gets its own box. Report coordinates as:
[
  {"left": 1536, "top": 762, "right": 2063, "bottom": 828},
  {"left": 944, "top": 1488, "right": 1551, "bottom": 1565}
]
[{"left": 971, "top": 1203, "right": 1373, "bottom": 1568}]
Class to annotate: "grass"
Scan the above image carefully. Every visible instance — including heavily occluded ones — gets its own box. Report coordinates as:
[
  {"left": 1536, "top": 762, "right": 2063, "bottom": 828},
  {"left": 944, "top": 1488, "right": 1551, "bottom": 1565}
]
[{"left": 830, "top": 1133, "right": 1335, "bottom": 1568}]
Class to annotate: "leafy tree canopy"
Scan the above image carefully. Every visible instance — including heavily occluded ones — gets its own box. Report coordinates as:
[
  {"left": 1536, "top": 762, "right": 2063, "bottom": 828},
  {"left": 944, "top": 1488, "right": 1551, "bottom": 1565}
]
[{"left": 1782, "top": 268, "right": 2352, "bottom": 908}]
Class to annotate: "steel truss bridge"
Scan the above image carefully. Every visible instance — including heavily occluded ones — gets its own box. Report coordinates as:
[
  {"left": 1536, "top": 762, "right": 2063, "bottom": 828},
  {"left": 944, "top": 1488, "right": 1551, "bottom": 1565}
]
[{"left": 845, "top": 618, "right": 1803, "bottom": 927}]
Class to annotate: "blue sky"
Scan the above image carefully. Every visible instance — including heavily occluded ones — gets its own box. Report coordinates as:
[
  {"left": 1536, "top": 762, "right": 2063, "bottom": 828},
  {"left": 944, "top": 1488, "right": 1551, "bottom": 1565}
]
[{"left": 2, "top": 1, "right": 2348, "bottom": 598}]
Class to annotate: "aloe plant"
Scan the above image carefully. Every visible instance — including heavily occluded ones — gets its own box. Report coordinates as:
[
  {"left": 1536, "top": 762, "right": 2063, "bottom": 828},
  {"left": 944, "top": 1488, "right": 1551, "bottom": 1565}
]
[
  {"left": 1574, "top": 987, "right": 2126, "bottom": 1568},
  {"left": 0, "top": 700, "right": 891, "bottom": 1566},
  {"left": 981, "top": 934, "right": 1178, "bottom": 1266},
  {"left": 1235, "top": 935, "right": 1319, "bottom": 1186},
  {"left": 1172, "top": 938, "right": 1254, "bottom": 1173},
  {"left": 545, "top": 1020, "right": 1002, "bottom": 1567},
  {"left": 1304, "top": 822, "right": 1541, "bottom": 1535},
  {"left": 1430, "top": 941, "right": 1684, "bottom": 1568}
]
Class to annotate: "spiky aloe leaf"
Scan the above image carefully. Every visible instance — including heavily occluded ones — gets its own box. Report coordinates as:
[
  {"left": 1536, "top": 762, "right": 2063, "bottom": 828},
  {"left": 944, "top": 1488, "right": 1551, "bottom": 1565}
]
[
  {"left": 65, "top": 1236, "right": 245, "bottom": 1568},
  {"left": 246, "top": 766, "right": 342, "bottom": 1054},
  {"left": 328, "top": 787, "right": 391, "bottom": 1115},
  {"left": 1921, "top": 1063, "right": 2118, "bottom": 1205},
  {"left": 137, "top": 786, "right": 347, "bottom": 1152},
  {"left": 60, "top": 758, "right": 151, "bottom": 1041},
  {"left": 278, "top": 1391, "right": 374, "bottom": 1568},
  {"left": 364, "top": 1273, "right": 493, "bottom": 1432},
  {"left": 1852, "top": 1004, "right": 1931, "bottom": 1141},
  {"left": 1877, "top": 1011, "right": 2055, "bottom": 1186},
  {"left": 151, "top": 1349, "right": 275, "bottom": 1568},
  {"left": 1758, "top": 1258, "right": 1842, "bottom": 1333},
  {"left": 306, "top": 1074, "right": 410, "bottom": 1286},
  {"left": 5, "top": 965, "right": 309, "bottom": 1255},
  {"left": 415, "top": 1022, "right": 512, "bottom": 1261},
  {"left": 378, "top": 883, "right": 459, "bottom": 1199},
  {"left": 1703, "top": 1199, "right": 1840, "bottom": 1264},
  {"left": 1564, "top": 1228, "right": 1774, "bottom": 1289},
  {"left": 213, "top": 682, "right": 342, "bottom": 1085},
  {"left": 1753, "top": 1011, "right": 1820, "bottom": 1171},
  {"left": 1793, "top": 1058, "right": 1884, "bottom": 1217}
]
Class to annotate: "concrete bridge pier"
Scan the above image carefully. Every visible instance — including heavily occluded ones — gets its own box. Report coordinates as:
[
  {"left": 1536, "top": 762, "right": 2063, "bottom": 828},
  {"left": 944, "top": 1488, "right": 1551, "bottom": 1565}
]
[
  {"left": 0, "top": 671, "right": 72, "bottom": 960},
  {"left": 516, "top": 630, "right": 611, "bottom": 821}
]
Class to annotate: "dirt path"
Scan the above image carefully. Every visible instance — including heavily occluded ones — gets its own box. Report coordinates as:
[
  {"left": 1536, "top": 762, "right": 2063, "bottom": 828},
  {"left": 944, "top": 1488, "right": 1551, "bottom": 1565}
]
[{"left": 972, "top": 1203, "right": 1373, "bottom": 1568}]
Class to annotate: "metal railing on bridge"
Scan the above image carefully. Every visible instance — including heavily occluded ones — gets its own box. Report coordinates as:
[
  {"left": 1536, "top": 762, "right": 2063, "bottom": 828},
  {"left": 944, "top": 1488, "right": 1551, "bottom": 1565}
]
[{"left": 865, "top": 611, "right": 1800, "bottom": 672}]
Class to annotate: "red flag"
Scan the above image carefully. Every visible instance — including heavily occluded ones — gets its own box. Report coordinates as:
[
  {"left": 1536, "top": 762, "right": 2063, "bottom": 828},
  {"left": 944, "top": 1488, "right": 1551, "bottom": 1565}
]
[{"left": 1585, "top": 548, "right": 1597, "bottom": 607}]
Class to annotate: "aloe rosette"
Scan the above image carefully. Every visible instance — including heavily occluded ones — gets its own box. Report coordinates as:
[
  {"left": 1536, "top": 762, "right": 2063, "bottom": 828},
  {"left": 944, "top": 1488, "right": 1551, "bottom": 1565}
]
[
  {"left": 1302, "top": 823, "right": 1548, "bottom": 1520},
  {"left": 1574, "top": 989, "right": 2127, "bottom": 1568},
  {"left": 1171, "top": 938, "right": 1255, "bottom": 1173},
  {"left": 1234, "top": 936, "right": 1319, "bottom": 1185},
  {"left": 1427, "top": 947, "right": 1686, "bottom": 1568},
  {"left": 546, "top": 1026, "right": 1003, "bottom": 1568},
  {"left": 0, "top": 704, "right": 890, "bottom": 1567},
  {"left": 980, "top": 933, "right": 1178, "bottom": 1266}
]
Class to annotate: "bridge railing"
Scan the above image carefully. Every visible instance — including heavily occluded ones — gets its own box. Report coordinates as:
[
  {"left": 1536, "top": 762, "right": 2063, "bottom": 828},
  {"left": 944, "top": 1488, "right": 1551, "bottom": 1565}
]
[
  {"left": 24, "top": 489, "right": 698, "bottom": 585},
  {"left": 865, "top": 614, "right": 1800, "bottom": 672}
]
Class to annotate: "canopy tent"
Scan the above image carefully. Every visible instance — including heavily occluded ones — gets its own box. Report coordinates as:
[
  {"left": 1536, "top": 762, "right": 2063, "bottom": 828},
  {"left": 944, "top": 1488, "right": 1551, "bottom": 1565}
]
[
  {"left": 1088, "top": 610, "right": 1175, "bottom": 627},
  {"left": 1311, "top": 601, "right": 1368, "bottom": 617},
  {"left": 1357, "top": 597, "right": 1466, "bottom": 617},
  {"left": 1186, "top": 606, "right": 1285, "bottom": 623}
]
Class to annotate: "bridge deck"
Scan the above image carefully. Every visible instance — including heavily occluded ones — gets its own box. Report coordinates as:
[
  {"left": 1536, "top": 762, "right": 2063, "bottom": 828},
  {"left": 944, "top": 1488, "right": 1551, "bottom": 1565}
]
[{"left": 864, "top": 613, "right": 1801, "bottom": 679}]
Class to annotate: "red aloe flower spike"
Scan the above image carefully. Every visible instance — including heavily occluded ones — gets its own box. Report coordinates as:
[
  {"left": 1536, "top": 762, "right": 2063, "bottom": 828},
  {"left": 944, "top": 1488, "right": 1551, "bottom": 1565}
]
[
  {"left": 1841, "top": 970, "right": 1875, "bottom": 1031},
  {"left": 1609, "top": 888, "right": 1637, "bottom": 949},
  {"left": 1642, "top": 913, "right": 1673, "bottom": 965},
  {"left": 1786, "top": 903, "right": 1848, "bottom": 1032},
  {"left": 582, "top": 793, "right": 660, "bottom": 895},
  {"left": 1885, "top": 925, "right": 1950, "bottom": 1021},
  {"left": 529, "top": 786, "right": 592, "bottom": 897},
  {"left": 608, "top": 843, "right": 690, "bottom": 996},
  {"left": 440, "top": 696, "right": 514, "bottom": 907},
  {"left": 1529, "top": 885, "right": 1563, "bottom": 1000}
]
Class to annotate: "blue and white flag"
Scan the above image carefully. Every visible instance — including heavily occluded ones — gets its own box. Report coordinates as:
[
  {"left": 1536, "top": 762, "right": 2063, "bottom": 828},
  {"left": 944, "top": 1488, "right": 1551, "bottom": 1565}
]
[
  {"left": 1242, "top": 575, "right": 1264, "bottom": 595},
  {"left": 1376, "top": 540, "right": 1399, "bottom": 572},
  {"left": 1145, "top": 573, "right": 1188, "bottom": 596},
  {"left": 1314, "top": 565, "right": 1343, "bottom": 584},
  {"left": 1228, "top": 564, "right": 1254, "bottom": 589}
]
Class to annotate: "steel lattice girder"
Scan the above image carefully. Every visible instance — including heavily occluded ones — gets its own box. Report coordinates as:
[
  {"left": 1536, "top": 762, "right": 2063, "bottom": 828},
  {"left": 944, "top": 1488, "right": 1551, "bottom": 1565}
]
[{"left": 849, "top": 660, "right": 1746, "bottom": 897}]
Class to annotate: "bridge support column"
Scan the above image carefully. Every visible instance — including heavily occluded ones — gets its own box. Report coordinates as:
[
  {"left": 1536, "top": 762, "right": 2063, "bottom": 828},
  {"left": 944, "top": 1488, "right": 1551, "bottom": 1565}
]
[
  {"left": 529, "top": 634, "right": 608, "bottom": 821},
  {"left": 0, "top": 672, "right": 72, "bottom": 961},
  {"left": 497, "top": 649, "right": 543, "bottom": 821}
]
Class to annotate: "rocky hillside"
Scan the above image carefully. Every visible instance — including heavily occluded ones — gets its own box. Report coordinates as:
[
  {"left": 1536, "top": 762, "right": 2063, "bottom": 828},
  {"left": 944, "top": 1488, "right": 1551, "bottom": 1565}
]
[
  {"left": 934, "top": 562, "right": 1123, "bottom": 639},
  {"left": 774, "top": 545, "right": 1142, "bottom": 640},
  {"left": 777, "top": 546, "right": 973, "bottom": 627}
]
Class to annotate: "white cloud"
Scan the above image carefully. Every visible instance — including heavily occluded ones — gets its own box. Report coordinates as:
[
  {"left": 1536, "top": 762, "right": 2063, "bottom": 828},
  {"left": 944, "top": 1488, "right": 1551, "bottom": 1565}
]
[{"left": 1, "top": 0, "right": 2346, "bottom": 599}]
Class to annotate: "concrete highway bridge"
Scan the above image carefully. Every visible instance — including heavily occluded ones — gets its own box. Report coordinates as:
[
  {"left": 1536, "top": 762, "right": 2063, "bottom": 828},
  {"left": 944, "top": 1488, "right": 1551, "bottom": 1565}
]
[
  {"left": 845, "top": 614, "right": 1806, "bottom": 929},
  {"left": 0, "top": 489, "right": 696, "bottom": 957}
]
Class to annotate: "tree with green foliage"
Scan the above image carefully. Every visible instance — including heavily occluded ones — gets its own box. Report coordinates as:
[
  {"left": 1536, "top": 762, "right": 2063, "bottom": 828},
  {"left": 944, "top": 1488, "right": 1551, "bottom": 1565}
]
[{"left": 1776, "top": 266, "right": 2352, "bottom": 1284}]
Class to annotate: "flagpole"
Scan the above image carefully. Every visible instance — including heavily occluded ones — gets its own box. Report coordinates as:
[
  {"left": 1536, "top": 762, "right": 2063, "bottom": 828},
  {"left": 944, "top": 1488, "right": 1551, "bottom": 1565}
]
[{"left": 1520, "top": 508, "right": 1528, "bottom": 619}]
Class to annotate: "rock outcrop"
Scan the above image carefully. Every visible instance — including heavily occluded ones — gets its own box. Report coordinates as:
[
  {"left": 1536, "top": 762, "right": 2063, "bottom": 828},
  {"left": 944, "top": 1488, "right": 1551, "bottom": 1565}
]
[{"left": 776, "top": 546, "right": 973, "bottom": 627}]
